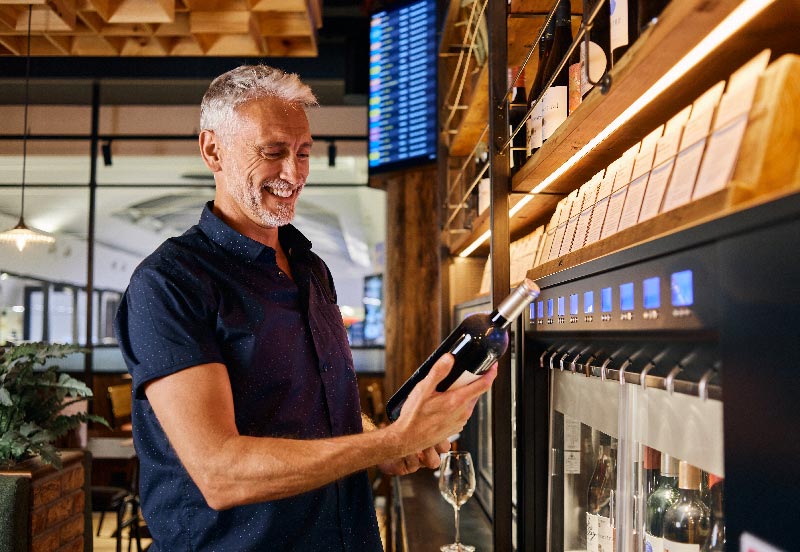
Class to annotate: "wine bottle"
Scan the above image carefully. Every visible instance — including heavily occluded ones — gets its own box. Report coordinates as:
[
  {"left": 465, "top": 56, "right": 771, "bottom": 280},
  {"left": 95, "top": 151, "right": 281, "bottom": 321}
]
[
  {"left": 644, "top": 453, "right": 680, "bottom": 552},
  {"left": 587, "top": 433, "right": 617, "bottom": 552},
  {"left": 541, "top": 0, "right": 573, "bottom": 141},
  {"left": 638, "top": 0, "right": 671, "bottom": 34},
  {"left": 526, "top": 15, "right": 555, "bottom": 157},
  {"left": 508, "top": 66, "right": 528, "bottom": 175},
  {"left": 610, "top": 0, "right": 639, "bottom": 66},
  {"left": 385, "top": 279, "right": 540, "bottom": 421},
  {"left": 662, "top": 461, "right": 711, "bottom": 550},
  {"left": 580, "top": 0, "right": 610, "bottom": 98},
  {"left": 702, "top": 474, "right": 725, "bottom": 552},
  {"left": 643, "top": 445, "right": 662, "bottom": 500}
]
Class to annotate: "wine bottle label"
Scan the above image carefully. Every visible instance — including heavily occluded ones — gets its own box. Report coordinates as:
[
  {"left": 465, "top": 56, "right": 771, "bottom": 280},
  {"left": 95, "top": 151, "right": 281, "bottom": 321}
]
[
  {"left": 448, "top": 368, "right": 483, "bottom": 390},
  {"left": 663, "top": 540, "right": 701, "bottom": 552},
  {"left": 527, "top": 102, "right": 544, "bottom": 152},
  {"left": 568, "top": 62, "right": 582, "bottom": 115},
  {"left": 645, "top": 533, "right": 664, "bottom": 552},
  {"left": 542, "top": 86, "right": 567, "bottom": 140},
  {"left": 580, "top": 41, "right": 608, "bottom": 96},
  {"left": 587, "top": 512, "right": 599, "bottom": 552},
  {"left": 610, "top": 0, "right": 629, "bottom": 52},
  {"left": 598, "top": 516, "right": 614, "bottom": 552}
]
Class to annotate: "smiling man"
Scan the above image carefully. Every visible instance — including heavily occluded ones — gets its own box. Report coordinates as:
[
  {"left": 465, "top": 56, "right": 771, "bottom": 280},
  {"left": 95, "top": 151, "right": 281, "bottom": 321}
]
[{"left": 114, "top": 65, "right": 496, "bottom": 551}]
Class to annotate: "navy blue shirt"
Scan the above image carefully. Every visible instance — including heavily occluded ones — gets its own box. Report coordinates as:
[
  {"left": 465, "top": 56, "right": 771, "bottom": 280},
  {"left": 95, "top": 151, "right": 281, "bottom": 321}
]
[{"left": 114, "top": 202, "right": 381, "bottom": 551}]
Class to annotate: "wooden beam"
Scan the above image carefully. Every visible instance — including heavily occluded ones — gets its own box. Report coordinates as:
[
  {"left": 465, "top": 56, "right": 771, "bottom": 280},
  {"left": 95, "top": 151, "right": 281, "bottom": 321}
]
[
  {"left": 265, "top": 34, "right": 316, "bottom": 57},
  {"left": 153, "top": 11, "right": 189, "bottom": 35},
  {"left": 255, "top": 11, "right": 311, "bottom": 36},
  {"left": 107, "top": 0, "right": 174, "bottom": 24},
  {"left": 190, "top": 9, "right": 249, "bottom": 34}
]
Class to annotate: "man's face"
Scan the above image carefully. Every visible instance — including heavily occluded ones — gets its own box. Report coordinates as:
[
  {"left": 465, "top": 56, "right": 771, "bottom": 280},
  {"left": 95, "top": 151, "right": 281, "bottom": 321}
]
[{"left": 218, "top": 97, "right": 312, "bottom": 229}]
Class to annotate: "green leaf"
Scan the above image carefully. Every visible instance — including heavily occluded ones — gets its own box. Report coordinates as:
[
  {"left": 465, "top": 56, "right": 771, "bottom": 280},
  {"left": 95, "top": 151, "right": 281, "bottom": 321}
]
[{"left": 0, "top": 387, "right": 11, "bottom": 406}]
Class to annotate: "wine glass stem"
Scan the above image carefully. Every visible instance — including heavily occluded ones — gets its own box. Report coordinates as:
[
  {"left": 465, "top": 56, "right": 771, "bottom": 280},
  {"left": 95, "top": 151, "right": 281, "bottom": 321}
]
[{"left": 454, "top": 505, "right": 461, "bottom": 544}]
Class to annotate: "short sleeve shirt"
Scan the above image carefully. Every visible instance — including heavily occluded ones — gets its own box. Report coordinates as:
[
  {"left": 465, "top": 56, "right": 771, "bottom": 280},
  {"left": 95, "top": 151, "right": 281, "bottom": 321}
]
[{"left": 114, "top": 202, "right": 382, "bottom": 552}]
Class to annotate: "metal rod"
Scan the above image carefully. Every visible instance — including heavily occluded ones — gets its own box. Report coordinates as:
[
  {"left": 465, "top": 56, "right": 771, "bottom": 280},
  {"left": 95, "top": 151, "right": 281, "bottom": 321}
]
[{"left": 83, "top": 81, "right": 99, "bottom": 393}]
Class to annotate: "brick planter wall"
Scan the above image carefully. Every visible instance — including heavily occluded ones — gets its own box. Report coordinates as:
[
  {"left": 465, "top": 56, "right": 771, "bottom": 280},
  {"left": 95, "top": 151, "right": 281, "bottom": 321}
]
[{"left": 0, "top": 450, "right": 88, "bottom": 552}]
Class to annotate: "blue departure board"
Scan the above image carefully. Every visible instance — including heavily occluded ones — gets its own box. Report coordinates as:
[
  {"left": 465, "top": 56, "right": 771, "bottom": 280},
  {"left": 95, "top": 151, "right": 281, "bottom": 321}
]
[{"left": 368, "top": 0, "right": 437, "bottom": 174}]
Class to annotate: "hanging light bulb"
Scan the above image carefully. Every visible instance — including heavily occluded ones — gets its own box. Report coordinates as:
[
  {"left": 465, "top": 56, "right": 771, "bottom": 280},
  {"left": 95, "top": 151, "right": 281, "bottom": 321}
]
[{"left": 0, "top": 5, "right": 55, "bottom": 253}]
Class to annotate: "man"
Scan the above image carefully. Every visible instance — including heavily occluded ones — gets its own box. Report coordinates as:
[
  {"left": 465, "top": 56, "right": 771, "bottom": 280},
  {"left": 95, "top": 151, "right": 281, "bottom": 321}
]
[{"left": 114, "top": 65, "right": 496, "bottom": 551}]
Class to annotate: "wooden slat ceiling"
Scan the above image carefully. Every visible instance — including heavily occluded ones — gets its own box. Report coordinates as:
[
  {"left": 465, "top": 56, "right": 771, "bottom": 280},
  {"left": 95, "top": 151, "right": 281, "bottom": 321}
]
[{"left": 0, "top": 0, "right": 322, "bottom": 56}]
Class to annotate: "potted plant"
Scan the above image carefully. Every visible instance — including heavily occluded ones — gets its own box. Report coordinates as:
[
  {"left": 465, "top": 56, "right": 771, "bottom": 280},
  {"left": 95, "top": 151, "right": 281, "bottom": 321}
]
[{"left": 0, "top": 341, "right": 107, "bottom": 469}]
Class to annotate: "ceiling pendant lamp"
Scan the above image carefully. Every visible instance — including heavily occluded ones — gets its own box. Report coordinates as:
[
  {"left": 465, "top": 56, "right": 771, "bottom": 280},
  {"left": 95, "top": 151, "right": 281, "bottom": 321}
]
[{"left": 0, "top": 5, "right": 55, "bottom": 253}]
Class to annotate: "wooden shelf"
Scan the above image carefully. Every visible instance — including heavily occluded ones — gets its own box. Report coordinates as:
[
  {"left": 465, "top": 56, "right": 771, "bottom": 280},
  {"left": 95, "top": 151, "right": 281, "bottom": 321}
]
[{"left": 450, "top": 0, "right": 800, "bottom": 257}]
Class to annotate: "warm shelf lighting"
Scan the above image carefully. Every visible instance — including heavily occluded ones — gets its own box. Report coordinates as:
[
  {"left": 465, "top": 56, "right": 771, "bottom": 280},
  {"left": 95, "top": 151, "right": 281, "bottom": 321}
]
[
  {"left": 458, "top": 0, "right": 775, "bottom": 258},
  {"left": 0, "top": 6, "right": 56, "bottom": 254}
]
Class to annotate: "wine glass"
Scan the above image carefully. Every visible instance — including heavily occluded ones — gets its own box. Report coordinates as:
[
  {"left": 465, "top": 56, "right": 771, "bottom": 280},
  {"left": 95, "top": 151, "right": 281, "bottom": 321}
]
[{"left": 438, "top": 450, "right": 477, "bottom": 552}]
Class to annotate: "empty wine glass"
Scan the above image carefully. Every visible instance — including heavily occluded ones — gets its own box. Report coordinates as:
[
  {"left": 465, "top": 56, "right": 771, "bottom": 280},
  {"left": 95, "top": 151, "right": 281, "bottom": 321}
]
[{"left": 438, "top": 450, "right": 477, "bottom": 552}]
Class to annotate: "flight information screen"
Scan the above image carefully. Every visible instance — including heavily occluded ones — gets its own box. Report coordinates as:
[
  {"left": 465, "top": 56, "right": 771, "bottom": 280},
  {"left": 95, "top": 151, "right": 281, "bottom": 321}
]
[{"left": 368, "top": 0, "right": 437, "bottom": 174}]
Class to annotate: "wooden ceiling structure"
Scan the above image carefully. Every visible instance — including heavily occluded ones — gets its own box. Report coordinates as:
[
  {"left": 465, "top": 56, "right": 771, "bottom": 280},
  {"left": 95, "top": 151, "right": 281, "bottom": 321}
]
[{"left": 0, "top": 0, "right": 323, "bottom": 57}]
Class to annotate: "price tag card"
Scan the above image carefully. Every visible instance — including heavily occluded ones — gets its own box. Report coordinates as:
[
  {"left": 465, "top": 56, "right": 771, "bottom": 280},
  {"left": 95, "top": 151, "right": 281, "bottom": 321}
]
[
  {"left": 680, "top": 107, "right": 715, "bottom": 150},
  {"left": 585, "top": 196, "right": 609, "bottom": 245},
  {"left": 632, "top": 125, "right": 665, "bottom": 180},
  {"left": 601, "top": 186, "right": 628, "bottom": 239},
  {"left": 559, "top": 215, "right": 580, "bottom": 257},
  {"left": 581, "top": 179, "right": 602, "bottom": 208},
  {"left": 564, "top": 188, "right": 581, "bottom": 220},
  {"left": 716, "top": 49, "right": 771, "bottom": 129},
  {"left": 596, "top": 168, "right": 617, "bottom": 200},
  {"left": 549, "top": 201, "right": 565, "bottom": 228},
  {"left": 613, "top": 156, "right": 636, "bottom": 191},
  {"left": 564, "top": 416, "right": 581, "bottom": 449},
  {"left": 661, "top": 139, "right": 707, "bottom": 212},
  {"left": 564, "top": 451, "right": 581, "bottom": 474},
  {"left": 618, "top": 174, "right": 648, "bottom": 231},
  {"left": 537, "top": 225, "right": 556, "bottom": 267},
  {"left": 572, "top": 208, "right": 593, "bottom": 252},
  {"left": 665, "top": 104, "right": 693, "bottom": 134},
  {"left": 548, "top": 222, "right": 568, "bottom": 261},
  {"left": 693, "top": 114, "right": 749, "bottom": 200},
  {"left": 653, "top": 129, "right": 683, "bottom": 167},
  {"left": 692, "top": 80, "right": 726, "bottom": 119},
  {"left": 638, "top": 159, "right": 675, "bottom": 223}
]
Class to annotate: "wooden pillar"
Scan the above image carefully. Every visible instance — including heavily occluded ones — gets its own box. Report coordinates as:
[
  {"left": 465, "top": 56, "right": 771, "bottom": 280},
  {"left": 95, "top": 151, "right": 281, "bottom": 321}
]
[{"left": 381, "top": 165, "right": 441, "bottom": 398}]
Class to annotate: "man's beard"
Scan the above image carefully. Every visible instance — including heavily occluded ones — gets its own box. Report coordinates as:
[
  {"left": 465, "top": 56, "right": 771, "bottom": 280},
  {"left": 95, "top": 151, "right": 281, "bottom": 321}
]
[{"left": 229, "top": 171, "right": 303, "bottom": 228}]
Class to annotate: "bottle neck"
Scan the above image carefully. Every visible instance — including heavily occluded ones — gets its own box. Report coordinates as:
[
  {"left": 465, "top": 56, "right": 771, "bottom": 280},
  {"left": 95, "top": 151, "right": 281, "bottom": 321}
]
[
  {"left": 555, "top": 0, "right": 572, "bottom": 27},
  {"left": 491, "top": 279, "right": 540, "bottom": 329}
]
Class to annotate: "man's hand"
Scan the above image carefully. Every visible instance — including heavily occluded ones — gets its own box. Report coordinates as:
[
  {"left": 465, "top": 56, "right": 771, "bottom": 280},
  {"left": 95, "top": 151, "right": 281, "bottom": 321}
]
[
  {"left": 376, "top": 439, "right": 451, "bottom": 476},
  {"left": 383, "top": 353, "right": 497, "bottom": 464}
]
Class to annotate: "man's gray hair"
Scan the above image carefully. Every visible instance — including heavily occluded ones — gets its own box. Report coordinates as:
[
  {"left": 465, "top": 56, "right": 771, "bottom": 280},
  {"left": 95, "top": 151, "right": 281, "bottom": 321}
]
[{"left": 200, "top": 64, "right": 318, "bottom": 135}]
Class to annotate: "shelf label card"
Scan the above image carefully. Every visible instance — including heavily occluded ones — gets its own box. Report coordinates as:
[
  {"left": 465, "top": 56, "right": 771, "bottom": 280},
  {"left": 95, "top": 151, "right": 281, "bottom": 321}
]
[
  {"left": 564, "top": 450, "right": 581, "bottom": 474},
  {"left": 665, "top": 105, "right": 693, "bottom": 134},
  {"left": 618, "top": 174, "right": 648, "bottom": 231},
  {"left": 681, "top": 108, "right": 715, "bottom": 150},
  {"left": 601, "top": 187, "right": 628, "bottom": 239},
  {"left": 693, "top": 114, "right": 749, "bottom": 200},
  {"left": 573, "top": 208, "right": 593, "bottom": 252},
  {"left": 586, "top": 196, "right": 610, "bottom": 245},
  {"left": 548, "top": 222, "right": 568, "bottom": 262},
  {"left": 715, "top": 49, "right": 771, "bottom": 129},
  {"left": 560, "top": 216, "right": 580, "bottom": 257},
  {"left": 613, "top": 156, "right": 636, "bottom": 191},
  {"left": 633, "top": 143, "right": 658, "bottom": 181},
  {"left": 661, "top": 139, "right": 707, "bottom": 212},
  {"left": 597, "top": 169, "right": 617, "bottom": 200},
  {"left": 654, "top": 129, "right": 683, "bottom": 167},
  {"left": 564, "top": 415, "right": 581, "bottom": 450},
  {"left": 537, "top": 225, "right": 556, "bottom": 267},
  {"left": 638, "top": 159, "right": 675, "bottom": 222},
  {"left": 582, "top": 179, "right": 601, "bottom": 208},
  {"left": 692, "top": 80, "right": 726, "bottom": 118}
]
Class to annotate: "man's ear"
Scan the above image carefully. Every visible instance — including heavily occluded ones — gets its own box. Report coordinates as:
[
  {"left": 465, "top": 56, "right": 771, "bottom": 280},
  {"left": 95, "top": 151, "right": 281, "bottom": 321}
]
[{"left": 199, "top": 130, "right": 223, "bottom": 172}]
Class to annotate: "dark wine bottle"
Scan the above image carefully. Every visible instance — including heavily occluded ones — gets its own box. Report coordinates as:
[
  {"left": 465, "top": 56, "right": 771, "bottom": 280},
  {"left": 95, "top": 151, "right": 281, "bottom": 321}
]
[
  {"left": 638, "top": 0, "right": 671, "bottom": 34},
  {"left": 587, "top": 433, "right": 617, "bottom": 552},
  {"left": 508, "top": 66, "right": 528, "bottom": 175},
  {"left": 385, "top": 279, "right": 540, "bottom": 421},
  {"left": 662, "top": 461, "right": 711, "bottom": 548},
  {"left": 702, "top": 474, "right": 725, "bottom": 552},
  {"left": 643, "top": 445, "right": 661, "bottom": 500},
  {"left": 541, "top": 0, "right": 573, "bottom": 141},
  {"left": 527, "top": 15, "right": 556, "bottom": 157},
  {"left": 645, "top": 453, "right": 680, "bottom": 552},
  {"left": 580, "top": 0, "right": 610, "bottom": 98},
  {"left": 610, "top": 0, "right": 639, "bottom": 66}
]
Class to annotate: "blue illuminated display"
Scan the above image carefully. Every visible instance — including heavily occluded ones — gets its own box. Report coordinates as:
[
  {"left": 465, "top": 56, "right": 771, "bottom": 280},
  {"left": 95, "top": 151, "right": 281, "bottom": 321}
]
[
  {"left": 537, "top": 301, "right": 544, "bottom": 319},
  {"left": 620, "top": 282, "right": 634, "bottom": 311},
  {"left": 643, "top": 277, "right": 661, "bottom": 309},
  {"left": 547, "top": 299, "right": 554, "bottom": 318},
  {"left": 557, "top": 297, "right": 565, "bottom": 317},
  {"left": 601, "top": 287, "right": 613, "bottom": 313},
  {"left": 671, "top": 270, "right": 694, "bottom": 307},
  {"left": 584, "top": 291, "right": 594, "bottom": 314},
  {"left": 570, "top": 294, "right": 579, "bottom": 315}
]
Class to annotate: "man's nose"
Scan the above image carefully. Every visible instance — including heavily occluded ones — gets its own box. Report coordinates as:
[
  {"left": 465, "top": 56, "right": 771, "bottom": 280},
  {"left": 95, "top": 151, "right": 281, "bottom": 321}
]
[{"left": 280, "top": 156, "right": 304, "bottom": 184}]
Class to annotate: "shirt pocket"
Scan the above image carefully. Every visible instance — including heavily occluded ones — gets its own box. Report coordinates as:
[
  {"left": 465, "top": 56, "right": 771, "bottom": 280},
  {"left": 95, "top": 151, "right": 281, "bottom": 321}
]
[{"left": 315, "top": 303, "right": 356, "bottom": 377}]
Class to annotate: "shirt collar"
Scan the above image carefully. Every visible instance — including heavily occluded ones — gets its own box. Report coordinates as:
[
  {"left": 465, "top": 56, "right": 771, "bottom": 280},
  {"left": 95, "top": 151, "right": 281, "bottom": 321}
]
[{"left": 198, "top": 201, "right": 312, "bottom": 264}]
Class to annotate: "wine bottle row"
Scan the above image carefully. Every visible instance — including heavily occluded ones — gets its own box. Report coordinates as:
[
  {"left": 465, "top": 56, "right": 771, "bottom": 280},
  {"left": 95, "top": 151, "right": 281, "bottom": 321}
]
[
  {"left": 509, "top": 0, "right": 672, "bottom": 177},
  {"left": 558, "top": 425, "right": 725, "bottom": 552}
]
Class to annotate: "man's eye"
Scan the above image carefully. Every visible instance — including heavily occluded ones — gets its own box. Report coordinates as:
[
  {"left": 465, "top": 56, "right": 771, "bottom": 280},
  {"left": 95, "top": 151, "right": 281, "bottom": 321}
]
[{"left": 297, "top": 153, "right": 311, "bottom": 159}]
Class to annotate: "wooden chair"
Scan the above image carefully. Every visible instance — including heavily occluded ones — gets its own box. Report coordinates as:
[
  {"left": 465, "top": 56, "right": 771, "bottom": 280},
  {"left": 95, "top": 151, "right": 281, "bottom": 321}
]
[{"left": 107, "top": 382, "right": 133, "bottom": 433}]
